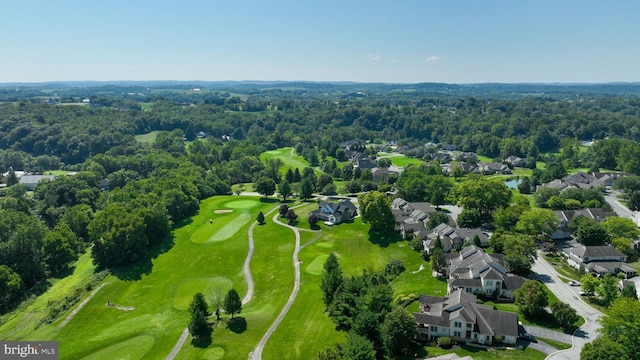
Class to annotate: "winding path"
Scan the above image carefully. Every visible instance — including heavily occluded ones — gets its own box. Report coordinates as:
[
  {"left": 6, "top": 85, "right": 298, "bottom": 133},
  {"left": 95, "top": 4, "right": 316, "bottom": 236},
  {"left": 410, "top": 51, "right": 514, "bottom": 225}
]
[
  {"left": 166, "top": 204, "right": 281, "bottom": 360},
  {"left": 251, "top": 205, "right": 320, "bottom": 360}
]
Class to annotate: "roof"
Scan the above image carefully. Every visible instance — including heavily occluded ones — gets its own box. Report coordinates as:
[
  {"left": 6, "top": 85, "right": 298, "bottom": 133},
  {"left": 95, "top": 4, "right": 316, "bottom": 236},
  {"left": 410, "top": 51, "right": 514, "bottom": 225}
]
[
  {"left": 414, "top": 289, "right": 518, "bottom": 337},
  {"left": 572, "top": 245, "right": 625, "bottom": 259},
  {"left": 19, "top": 175, "right": 56, "bottom": 184}
]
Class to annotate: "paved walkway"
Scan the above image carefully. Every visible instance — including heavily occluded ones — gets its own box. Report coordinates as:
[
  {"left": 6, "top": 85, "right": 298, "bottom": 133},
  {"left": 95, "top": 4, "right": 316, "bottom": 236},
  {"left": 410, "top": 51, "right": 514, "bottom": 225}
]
[{"left": 250, "top": 211, "right": 304, "bottom": 360}]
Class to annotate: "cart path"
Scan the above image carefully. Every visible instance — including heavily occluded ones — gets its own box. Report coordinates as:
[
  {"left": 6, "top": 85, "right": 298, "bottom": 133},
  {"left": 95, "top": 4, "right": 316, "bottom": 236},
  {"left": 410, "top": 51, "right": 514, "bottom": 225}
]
[
  {"left": 166, "top": 204, "right": 280, "bottom": 360},
  {"left": 57, "top": 283, "right": 108, "bottom": 329},
  {"left": 251, "top": 204, "right": 320, "bottom": 360}
]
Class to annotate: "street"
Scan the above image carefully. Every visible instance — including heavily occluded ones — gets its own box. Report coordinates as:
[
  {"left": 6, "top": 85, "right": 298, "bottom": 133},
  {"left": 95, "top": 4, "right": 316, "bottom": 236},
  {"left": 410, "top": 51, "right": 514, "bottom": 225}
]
[{"left": 531, "top": 255, "right": 604, "bottom": 360}]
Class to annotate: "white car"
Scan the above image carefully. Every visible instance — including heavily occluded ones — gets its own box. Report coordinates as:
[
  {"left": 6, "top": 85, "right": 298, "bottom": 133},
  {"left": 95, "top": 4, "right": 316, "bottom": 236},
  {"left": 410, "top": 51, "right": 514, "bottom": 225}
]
[{"left": 568, "top": 281, "right": 580, "bottom": 286}]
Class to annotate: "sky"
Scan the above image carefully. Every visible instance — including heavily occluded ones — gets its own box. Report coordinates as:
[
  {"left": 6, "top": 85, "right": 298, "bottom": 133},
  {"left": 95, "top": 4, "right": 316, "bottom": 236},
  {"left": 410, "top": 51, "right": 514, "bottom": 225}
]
[{"left": 1, "top": 1, "right": 639, "bottom": 84}]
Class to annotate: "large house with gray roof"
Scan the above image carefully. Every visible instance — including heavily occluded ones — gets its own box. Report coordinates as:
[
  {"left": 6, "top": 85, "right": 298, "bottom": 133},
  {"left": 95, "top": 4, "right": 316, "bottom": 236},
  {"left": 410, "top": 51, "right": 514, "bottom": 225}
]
[
  {"left": 552, "top": 208, "right": 616, "bottom": 239},
  {"left": 564, "top": 245, "right": 637, "bottom": 278},
  {"left": 309, "top": 199, "right": 357, "bottom": 225},
  {"left": 423, "top": 224, "right": 490, "bottom": 254},
  {"left": 446, "top": 246, "right": 527, "bottom": 300},
  {"left": 413, "top": 289, "right": 519, "bottom": 345}
]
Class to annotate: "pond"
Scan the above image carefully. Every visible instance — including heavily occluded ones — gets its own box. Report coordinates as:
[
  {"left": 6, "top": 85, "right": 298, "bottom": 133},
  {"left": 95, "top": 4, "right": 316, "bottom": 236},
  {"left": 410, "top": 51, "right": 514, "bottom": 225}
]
[{"left": 504, "top": 179, "right": 522, "bottom": 189}]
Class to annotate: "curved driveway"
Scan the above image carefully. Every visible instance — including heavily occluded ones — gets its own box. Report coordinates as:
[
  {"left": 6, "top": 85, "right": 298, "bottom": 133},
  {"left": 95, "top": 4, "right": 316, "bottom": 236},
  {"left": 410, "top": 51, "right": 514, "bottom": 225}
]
[{"left": 531, "top": 255, "right": 603, "bottom": 360}]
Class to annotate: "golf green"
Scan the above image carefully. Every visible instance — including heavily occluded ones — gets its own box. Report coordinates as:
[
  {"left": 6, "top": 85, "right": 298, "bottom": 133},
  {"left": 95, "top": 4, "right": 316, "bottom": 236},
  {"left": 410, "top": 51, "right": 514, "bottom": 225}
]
[
  {"left": 173, "top": 277, "right": 233, "bottom": 310},
  {"left": 80, "top": 335, "right": 154, "bottom": 360},
  {"left": 202, "top": 347, "right": 225, "bottom": 359},
  {"left": 224, "top": 199, "right": 258, "bottom": 209},
  {"left": 305, "top": 255, "right": 329, "bottom": 275},
  {"left": 265, "top": 150, "right": 281, "bottom": 155},
  {"left": 191, "top": 212, "right": 251, "bottom": 243}
]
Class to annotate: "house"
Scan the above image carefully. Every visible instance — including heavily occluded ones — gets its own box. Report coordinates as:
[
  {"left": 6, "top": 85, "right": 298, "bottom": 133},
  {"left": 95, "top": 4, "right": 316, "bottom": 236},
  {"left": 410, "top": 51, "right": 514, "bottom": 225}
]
[
  {"left": 196, "top": 131, "right": 207, "bottom": 138},
  {"left": 19, "top": 175, "right": 56, "bottom": 191},
  {"left": 391, "top": 198, "right": 438, "bottom": 235},
  {"left": 539, "top": 171, "right": 630, "bottom": 192},
  {"left": 371, "top": 167, "right": 399, "bottom": 182},
  {"left": 504, "top": 155, "right": 526, "bottom": 168},
  {"left": 619, "top": 277, "right": 640, "bottom": 298},
  {"left": 551, "top": 208, "right": 616, "bottom": 240},
  {"left": 441, "top": 163, "right": 475, "bottom": 176},
  {"left": 475, "top": 162, "right": 511, "bottom": 175},
  {"left": 446, "top": 246, "right": 527, "bottom": 300},
  {"left": 423, "top": 224, "right": 490, "bottom": 253},
  {"left": 309, "top": 199, "right": 357, "bottom": 225},
  {"left": 564, "top": 245, "right": 637, "bottom": 278},
  {"left": 413, "top": 289, "right": 519, "bottom": 345}
]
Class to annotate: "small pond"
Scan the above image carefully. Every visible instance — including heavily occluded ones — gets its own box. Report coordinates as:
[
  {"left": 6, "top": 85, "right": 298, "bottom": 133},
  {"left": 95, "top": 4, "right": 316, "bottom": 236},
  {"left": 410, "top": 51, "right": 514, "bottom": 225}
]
[{"left": 504, "top": 179, "right": 522, "bottom": 189}]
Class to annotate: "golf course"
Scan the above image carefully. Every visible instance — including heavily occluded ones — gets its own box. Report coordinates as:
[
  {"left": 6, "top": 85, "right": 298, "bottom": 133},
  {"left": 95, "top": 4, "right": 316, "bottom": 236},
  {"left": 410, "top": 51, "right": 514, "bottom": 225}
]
[{"left": 0, "top": 192, "right": 452, "bottom": 359}]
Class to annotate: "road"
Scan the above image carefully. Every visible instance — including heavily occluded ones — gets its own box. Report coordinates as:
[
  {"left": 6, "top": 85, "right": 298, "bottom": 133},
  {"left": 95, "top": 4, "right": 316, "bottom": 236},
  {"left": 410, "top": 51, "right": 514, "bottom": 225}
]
[
  {"left": 531, "top": 255, "right": 604, "bottom": 360},
  {"left": 604, "top": 191, "right": 634, "bottom": 218}
]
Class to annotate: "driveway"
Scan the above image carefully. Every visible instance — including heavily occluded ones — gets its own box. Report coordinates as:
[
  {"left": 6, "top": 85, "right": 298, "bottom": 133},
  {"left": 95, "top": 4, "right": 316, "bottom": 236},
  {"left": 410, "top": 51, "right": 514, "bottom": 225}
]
[
  {"left": 531, "top": 255, "right": 604, "bottom": 360},
  {"left": 440, "top": 204, "right": 462, "bottom": 224}
]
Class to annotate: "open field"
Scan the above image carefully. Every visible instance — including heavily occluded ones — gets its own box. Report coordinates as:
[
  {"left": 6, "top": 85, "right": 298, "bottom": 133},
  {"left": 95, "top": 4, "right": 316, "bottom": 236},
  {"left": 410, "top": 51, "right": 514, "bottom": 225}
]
[
  {"left": 388, "top": 155, "right": 423, "bottom": 167},
  {"left": 135, "top": 131, "right": 161, "bottom": 145},
  {"left": 260, "top": 147, "right": 320, "bottom": 176}
]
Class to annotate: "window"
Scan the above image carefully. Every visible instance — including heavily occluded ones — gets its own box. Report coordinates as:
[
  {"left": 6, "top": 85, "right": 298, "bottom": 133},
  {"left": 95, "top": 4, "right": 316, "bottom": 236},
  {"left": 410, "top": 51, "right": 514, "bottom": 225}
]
[
  {"left": 467, "top": 323, "right": 472, "bottom": 328},
  {"left": 454, "top": 321, "right": 462, "bottom": 328},
  {"left": 430, "top": 326, "right": 437, "bottom": 332},
  {"left": 486, "top": 336, "right": 490, "bottom": 341},
  {"left": 486, "top": 280, "right": 492, "bottom": 286},
  {"left": 454, "top": 331, "right": 461, "bottom": 337},
  {"left": 474, "top": 334, "right": 478, "bottom": 339}
]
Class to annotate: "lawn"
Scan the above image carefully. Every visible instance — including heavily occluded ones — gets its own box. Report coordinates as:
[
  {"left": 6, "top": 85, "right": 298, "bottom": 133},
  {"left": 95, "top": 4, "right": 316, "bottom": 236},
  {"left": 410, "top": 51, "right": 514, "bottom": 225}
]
[
  {"left": 2, "top": 196, "right": 288, "bottom": 360},
  {"left": 423, "top": 343, "right": 546, "bottom": 360},
  {"left": 135, "top": 131, "right": 161, "bottom": 145},
  {"left": 387, "top": 155, "right": 423, "bottom": 167},
  {"left": 259, "top": 147, "right": 320, "bottom": 176}
]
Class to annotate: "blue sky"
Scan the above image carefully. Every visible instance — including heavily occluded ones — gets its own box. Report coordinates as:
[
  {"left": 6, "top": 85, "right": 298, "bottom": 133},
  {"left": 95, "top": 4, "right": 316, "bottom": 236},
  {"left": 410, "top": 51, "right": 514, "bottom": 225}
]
[{"left": 1, "top": 1, "right": 638, "bottom": 83}]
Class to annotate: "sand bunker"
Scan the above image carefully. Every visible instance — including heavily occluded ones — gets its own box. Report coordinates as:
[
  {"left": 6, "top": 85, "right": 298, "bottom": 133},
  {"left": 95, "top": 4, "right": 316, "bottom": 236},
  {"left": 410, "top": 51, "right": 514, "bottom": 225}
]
[{"left": 214, "top": 209, "right": 234, "bottom": 214}]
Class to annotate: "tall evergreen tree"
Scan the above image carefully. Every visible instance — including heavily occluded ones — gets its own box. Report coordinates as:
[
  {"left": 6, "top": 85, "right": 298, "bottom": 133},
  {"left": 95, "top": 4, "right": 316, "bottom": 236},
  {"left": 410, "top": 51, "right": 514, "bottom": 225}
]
[
  {"left": 223, "top": 289, "right": 242, "bottom": 318},
  {"left": 321, "top": 253, "right": 343, "bottom": 308}
]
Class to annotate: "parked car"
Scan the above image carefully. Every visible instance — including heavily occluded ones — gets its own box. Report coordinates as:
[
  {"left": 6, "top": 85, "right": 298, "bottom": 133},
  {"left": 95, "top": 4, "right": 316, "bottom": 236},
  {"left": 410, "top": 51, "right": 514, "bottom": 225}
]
[
  {"left": 568, "top": 281, "right": 580, "bottom": 286},
  {"left": 519, "top": 333, "right": 537, "bottom": 342}
]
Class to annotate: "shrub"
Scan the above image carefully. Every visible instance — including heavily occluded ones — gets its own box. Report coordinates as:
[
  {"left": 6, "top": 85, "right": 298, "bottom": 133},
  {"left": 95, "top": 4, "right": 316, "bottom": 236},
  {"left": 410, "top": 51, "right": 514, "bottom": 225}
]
[{"left": 438, "top": 336, "right": 452, "bottom": 349}]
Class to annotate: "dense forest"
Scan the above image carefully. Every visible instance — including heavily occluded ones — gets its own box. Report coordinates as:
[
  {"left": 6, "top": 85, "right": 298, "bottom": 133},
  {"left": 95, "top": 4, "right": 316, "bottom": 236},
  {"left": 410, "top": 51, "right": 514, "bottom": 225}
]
[{"left": 1, "top": 82, "right": 639, "bottom": 313}]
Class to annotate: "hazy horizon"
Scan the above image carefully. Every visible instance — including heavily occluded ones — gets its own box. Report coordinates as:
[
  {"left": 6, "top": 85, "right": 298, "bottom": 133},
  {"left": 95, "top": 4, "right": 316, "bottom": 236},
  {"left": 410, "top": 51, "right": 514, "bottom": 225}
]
[{"left": 2, "top": 1, "right": 638, "bottom": 83}]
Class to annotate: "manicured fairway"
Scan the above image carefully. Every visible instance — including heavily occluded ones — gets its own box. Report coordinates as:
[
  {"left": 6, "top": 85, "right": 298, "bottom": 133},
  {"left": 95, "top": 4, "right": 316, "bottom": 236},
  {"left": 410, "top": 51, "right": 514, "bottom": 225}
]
[
  {"left": 79, "top": 335, "right": 155, "bottom": 360},
  {"left": 173, "top": 277, "right": 233, "bottom": 310},
  {"left": 259, "top": 147, "right": 321, "bottom": 176}
]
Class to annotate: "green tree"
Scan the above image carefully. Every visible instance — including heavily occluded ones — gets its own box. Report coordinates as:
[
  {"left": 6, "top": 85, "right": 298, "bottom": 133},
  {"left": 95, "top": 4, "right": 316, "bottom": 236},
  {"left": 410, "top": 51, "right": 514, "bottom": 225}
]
[
  {"left": 427, "top": 211, "right": 450, "bottom": 229},
  {"left": 256, "top": 211, "right": 265, "bottom": 225},
  {"left": 431, "top": 247, "right": 447, "bottom": 276},
  {"left": 602, "top": 217, "right": 640, "bottom": 239},
  {"left": 547, "top": 195, "right": 566, "bottom": 210},
  {"left": 621, "top": 284, "right": 637, "bottom": 299},
  {"left": 278, "top": 179, "right": 292, "bottom": 202},
  {"left": 514, "top": 280, "right": 548, "bottom": 318},
  {"left": 503, "top": 234, "right": 538, "bottom": 275},
  {"left": 598, "top": 275, "right": 618, "bottom": 306},
  {"left": 188, "top": 309, "right": 212, "bottom": 341},
  {"left": 43, "top": 222, "right": 78, "bottom": 274},
  {"left": 580, "top": 273, "right": 598, "bottom": 295},
  {"left": 300, "top": 178, "right": 314, "bottom": 200},
  {"left": 575, "top": 218, "right": 610, "bottom": 246},
  {"left": 581, "top": 336, "right": 630, "bottom": 360},
  {"left": 517, "top": 176, "right": 533, "bottom": 194},
  {"left": 358, "top": 191, "right": 394, "bottom": 233},
  {"left": 285, "top": 168, "right": 295, "bottom": 183},
  {"left": 515, "top": 208, "right": 559, "bottom": 240},
  {"left": 451, "top": 165, "right": 466, "bottom": 180},
  {"left": 457, "top": 208, "right": 483, "bottom": 228},
  {"left": 455, "top": 178, "right": 511, "bottom": 219},
  {"left": 381, "top": 306, "right": 418, "bottom": 358},
  {"left": 255, "top": 177, "right": 276, "bottom": 198},
  {"left": 0, "top": 265, "right": 21, "bottom": 311},
  {"left": 189, "top": 292, "right": 209, "bottom": 316},
  {"left": 223, "top": 289, "right": 242, "bottom": 319},
  {"left": 551, "top": 301, "right": 578, "bottom": 328},
  {"left": 534, "top": 187, "right": 561, "bottom": 208},
  {"left": 599, "top": 298, "right": 640, "bottom": 359},
  {"left": 340, "top": 332, "right": 376, "bottom": 360}
]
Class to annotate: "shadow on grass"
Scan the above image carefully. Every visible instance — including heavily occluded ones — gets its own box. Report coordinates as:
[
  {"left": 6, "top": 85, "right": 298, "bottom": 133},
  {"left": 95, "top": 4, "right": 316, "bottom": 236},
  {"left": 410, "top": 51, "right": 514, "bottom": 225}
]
[
  {"left": 110, "top": 233, "right": 175, "bottom": 281},
  {"left": 226, "top": 317, "right": 247, "bottom": 333},
  {"left": 191, "top": 335, "right": 212, "bottom": 348},
  {"left": 259, "top": 198, "right": 280, "bottom": 203},
  {"left": 368, "top": 230, "right": 403, "bottom": 248},
  {"left": 310, "top": 223, "right": 321, "bottom": 230}
]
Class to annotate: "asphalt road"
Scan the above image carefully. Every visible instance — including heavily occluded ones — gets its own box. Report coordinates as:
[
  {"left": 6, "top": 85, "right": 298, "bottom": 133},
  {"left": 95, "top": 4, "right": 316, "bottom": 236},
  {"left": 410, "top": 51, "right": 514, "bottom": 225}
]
[
  {"left": 531, "top": 255, "right": 604, "bottom": 360},
  {"left": 604, "top": 191, "right": 634, "bottom": 218}
]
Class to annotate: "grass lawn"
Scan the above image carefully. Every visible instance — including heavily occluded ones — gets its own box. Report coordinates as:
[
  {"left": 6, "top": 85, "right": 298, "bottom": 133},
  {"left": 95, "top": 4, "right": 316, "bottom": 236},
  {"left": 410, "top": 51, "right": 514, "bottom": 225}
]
[
  {"left": 135, "top": 131, "right": 161, "bottom": 145},
  {"left": 543, "top": 254, "right": 581, "bottom": 281},
  {"left": 388, "top": 155, "right": 423, "bottom": 167},
  {"left": 2, "top": 196, "right": 289, "bottom": 360},
  {"left": 423, "top": 343, "right": 546, "bottom": 360},
  {"left": 44, "top": 170, "right": 76, "bottom": 176},
  {"left": 537, "top": 337, "right": 572, "bottom": 350},
  {"left": 260, "top": 147, "right": 320, "bottom": 176}
]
